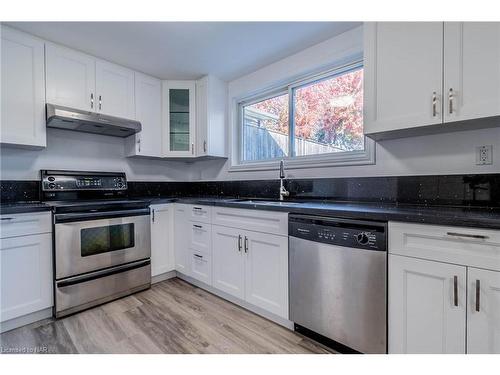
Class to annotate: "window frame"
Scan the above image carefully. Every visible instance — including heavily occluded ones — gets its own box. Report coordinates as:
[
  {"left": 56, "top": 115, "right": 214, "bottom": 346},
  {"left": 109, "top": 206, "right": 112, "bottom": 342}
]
[{"left": 231, "top": 60, "right": 375, "bottom": 172}]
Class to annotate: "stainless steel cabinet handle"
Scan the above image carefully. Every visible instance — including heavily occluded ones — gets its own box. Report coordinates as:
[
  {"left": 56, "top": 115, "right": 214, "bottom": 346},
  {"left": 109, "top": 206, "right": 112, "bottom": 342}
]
[
  {"left": 244, "top": 236, "right": 248, "bottom": 253},
  {"left": 432, "top": 92, "right": 437, "bottom": 117},
  {"left": 99, "top": 95, "right": 102, "bottom": 110},
  {"left": 0, "top": 217, "right": 14, "bottom": 221},
  {"left": 151, "top": 209, "right": 155, "bottom": 223},
  {"left": 453, "top": 276, "right": 458, "bottom": 307},
  {"left": 446, "top": 232, "right": 489, "bottom": 240},
  {"left": 137, "top": 137, "right": 141, "bottom": 153},
  {"left": 475, "top": 279, "right": 481, "bottom": 312},
  {"left": 193, "top": 207, "right": 202, "bottom": 211},
  {"left": 238, "top": 235, "right": 242, "bottom": 252},
  {"left": 193, "top": 224, "right": 202, "bottom": 229},
  {"left": 191, "top": 143, "right": 194, "bottom": 155},
  {"left": 90, "top": 93, "right": 94, "bottom": 109},
  {"left": 194, "top": 254, "right": 203, "bottom": 259},
  {"left": 203, "top": 140, "right": 207, "bottom": 153},
  {"left": 448, "top": 88, "right": 454, "bottom": 114}
]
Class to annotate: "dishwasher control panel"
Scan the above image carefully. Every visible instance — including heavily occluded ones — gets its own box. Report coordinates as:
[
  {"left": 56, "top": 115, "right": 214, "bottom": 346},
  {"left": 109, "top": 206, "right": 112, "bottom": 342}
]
[{"left": 289, "top": 214, "right": 387, "bottom": 251}]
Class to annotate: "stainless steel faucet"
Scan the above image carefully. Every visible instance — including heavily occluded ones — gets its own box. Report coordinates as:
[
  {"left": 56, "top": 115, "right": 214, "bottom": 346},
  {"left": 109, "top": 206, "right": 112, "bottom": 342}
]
[{"left": 279, "top": 159, "right": 290, "bottom": 201}]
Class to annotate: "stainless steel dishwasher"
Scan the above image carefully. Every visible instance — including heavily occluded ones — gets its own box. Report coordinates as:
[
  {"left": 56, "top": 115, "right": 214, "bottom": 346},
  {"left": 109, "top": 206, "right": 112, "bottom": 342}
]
[{"left": 289, "top": 214, "right": 387, "bottom": 354}]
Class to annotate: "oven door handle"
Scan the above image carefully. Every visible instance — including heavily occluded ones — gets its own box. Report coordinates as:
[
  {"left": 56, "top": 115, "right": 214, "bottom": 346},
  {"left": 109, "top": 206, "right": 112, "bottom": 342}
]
[
  {"left": 56, "top": 259, "right": 151, "bottom": 288},
  {"left": 54, "top": 208, "right": 151, "bottom": 223}
]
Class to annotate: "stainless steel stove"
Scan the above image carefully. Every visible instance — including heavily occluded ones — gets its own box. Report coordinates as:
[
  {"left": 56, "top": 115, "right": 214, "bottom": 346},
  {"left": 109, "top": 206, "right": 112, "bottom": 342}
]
[{"left": 41, "top": 170, "right": 151, "bottom": 318}]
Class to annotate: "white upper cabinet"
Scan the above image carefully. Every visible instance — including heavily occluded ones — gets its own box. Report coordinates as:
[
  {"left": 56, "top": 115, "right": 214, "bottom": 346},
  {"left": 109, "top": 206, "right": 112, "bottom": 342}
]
[
  {"left": 95, "top": 60, "right": 135, "bottom": 119},
  {"left": 46, "top": 43, "right": 96, "bottom": 112},
  {"left": 126, "top": 72, "right": 163, "bottom": 157},
  {"left": 163, "top": 80, "right": 196, "bottom": 157},
  {"left": 46, "top": 44, "right": 135, "bottom": 119},
  {"left": 364, "top": 22, "right": 444, "bottom": 136},
  {"left": 195, "top": 75, "right": 227, "bottom": 158},
  {"left": 467, "top": 267, "right": 500, "bottom": 354},
  {"left": 389, "top": 254, "right": 467, "bottom": 354},
  {"left": 364, "top": 22, "right": 500, "bottom": 140},
  {"left": 1, "top": 26, "right": 46, "bottom": 148},
  {"left": 444, "top": 22, "right": 500, "bottom": 123}
]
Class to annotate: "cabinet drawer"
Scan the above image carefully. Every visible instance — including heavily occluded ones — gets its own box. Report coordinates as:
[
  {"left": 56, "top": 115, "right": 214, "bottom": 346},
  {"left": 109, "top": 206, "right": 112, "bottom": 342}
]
[
  {"left": 189, "top": 221, "right": 211, "bottom": 254},
  {"left": 0, "top": 212, "right": 52, "bottom": 239},
  {"left": 389, "top": 222, "right": 500, "bottom": 271},
  {"left": 212, "top": 207, "right": 288, "bottom": 236},
  {"left": 190, "top": 251, "right": 212, "bottom": 285},
  {"left": 188, "top": 205, "right": 211, "bottom": 223}
]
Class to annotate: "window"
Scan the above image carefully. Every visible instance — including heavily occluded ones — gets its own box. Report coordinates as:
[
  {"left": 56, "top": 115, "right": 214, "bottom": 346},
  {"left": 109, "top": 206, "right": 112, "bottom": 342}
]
[{"left": 236, "top": 62, "right": 373, "bottom": 170}]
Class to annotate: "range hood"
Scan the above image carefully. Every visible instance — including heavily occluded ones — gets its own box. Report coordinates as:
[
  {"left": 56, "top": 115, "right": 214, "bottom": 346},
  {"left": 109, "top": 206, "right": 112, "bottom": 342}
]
[{"left": 46, "top": 104, "right": 141, "bottom": 137}]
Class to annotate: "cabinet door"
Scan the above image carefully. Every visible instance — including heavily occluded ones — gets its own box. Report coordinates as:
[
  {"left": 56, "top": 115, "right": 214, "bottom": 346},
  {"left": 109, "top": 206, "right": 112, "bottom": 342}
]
[
  {"left": 364, "top": 22, "right": 444, "bottom": 135},
  {"left": 467, "top": 267, "right": 500, "bottom": 354},
  {"left": 127, "top": 73, "right": 162, "bottom": 157},
  {"left": 389, "top": 255, "right": 466, "bottom": 353},
  {"left": 173, "top": 205, "right": 190, "bottom": 275},
  {"left": 163, "top": 80, "right": 196, "bottom": 157},
  {"left": 45, "top": 43, "right": 95, "bottom": 112},
  {"left": 150, "top": 205, "right": 174, "bottom": 277},
  {"left": 190, "top": 252, "right": 212, "bottom": 285},
  {"left": 1, "top": 26, "right": 46, "bottom": 148},
  {"left": 244, "top": 231, "right": 288, "bottom": 318},
  {"left": 95, "top": 60, "right": 135, "bottom": 119},
  {"left": 212, "top": 225, "right": 245, "bottom": 299},
  {"left": 444, "top": 22, "right": 500, "bottom": 123},
  {"left": 0, "top": 233, "right": 53, "bottom": 322},
  {"left": 195, "top": 75, "right": 226, "bottom": 157}
]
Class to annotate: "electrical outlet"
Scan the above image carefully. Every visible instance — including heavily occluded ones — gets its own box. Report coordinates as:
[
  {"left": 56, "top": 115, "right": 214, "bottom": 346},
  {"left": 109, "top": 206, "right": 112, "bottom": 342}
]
[{"left": 476, "top": 145, "right": 493, "bottom": 165}]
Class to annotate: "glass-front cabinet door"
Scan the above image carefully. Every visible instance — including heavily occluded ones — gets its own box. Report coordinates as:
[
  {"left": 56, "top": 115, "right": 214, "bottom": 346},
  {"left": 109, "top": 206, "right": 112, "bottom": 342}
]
[{"left": 163, "top": 80, "right": 196, "bottom": 157}]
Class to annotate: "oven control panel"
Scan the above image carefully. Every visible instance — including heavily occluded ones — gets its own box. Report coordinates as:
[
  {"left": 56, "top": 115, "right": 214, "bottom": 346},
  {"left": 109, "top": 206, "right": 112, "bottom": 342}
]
[{"left": 42, "top": 171, "right": 127, "bottom": 191}]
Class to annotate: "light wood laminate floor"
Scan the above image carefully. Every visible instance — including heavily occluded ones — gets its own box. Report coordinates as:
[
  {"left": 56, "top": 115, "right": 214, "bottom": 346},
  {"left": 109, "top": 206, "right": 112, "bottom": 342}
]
[{"left": 0, "top": 278, "right": 333, "bottom": 354}]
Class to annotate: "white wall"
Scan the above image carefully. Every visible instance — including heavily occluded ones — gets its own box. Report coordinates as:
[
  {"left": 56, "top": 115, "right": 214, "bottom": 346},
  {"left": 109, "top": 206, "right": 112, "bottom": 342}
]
[
  {"left": 189, "top": 26, "right": 500, "bottom": 181},
  {"left": 0, "top": 128, "right": 195, "bottom": 181}
]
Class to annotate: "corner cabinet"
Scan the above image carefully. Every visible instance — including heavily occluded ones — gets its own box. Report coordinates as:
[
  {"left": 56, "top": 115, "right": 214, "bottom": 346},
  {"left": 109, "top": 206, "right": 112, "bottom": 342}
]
[
  {"left": 162, "top": 81, "right": 196, "bottom": 157},
  {"left": 1, "top": 26, "right": 46, "bottom": 148},
  {"left": 126, "top": 73, "right": 163, "bottom": 157},
  {"left": 388, "top": 222, "right": 500, "bottom": 354},
  {"left": 364, "top": 22, "right": 500, "bottom": 140}
]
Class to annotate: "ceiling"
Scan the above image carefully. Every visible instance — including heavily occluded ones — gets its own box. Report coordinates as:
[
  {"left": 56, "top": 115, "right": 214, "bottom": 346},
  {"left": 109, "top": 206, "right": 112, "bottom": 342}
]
[{"left": 6, "top": 22, "right": 361, "bottom": 81}]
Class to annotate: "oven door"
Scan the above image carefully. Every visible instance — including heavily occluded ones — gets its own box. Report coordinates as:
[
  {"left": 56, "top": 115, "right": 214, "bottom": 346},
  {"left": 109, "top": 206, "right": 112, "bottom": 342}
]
[{"left": 55, "top": 212, "right": 151, "bottom": 280}]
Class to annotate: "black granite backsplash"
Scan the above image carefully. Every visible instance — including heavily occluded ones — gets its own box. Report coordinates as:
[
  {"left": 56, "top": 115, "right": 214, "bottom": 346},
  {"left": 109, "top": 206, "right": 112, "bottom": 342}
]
[
  {"left": 2, "top": 174, "right": 499, "bottom": 207},
  {"left": 0, "top": 180, "right": 40, "bottom": 203}
]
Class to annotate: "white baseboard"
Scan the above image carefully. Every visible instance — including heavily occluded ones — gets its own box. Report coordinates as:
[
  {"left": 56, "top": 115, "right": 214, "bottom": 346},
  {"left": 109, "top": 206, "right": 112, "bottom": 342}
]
[
  {"left": 152, "top": 270, "right": 176, "bottom": 284},
  {"left": 176, "top": 272, "right": 294, "bottom": 330},
  {"left": 0, "top": 307, "right": 53, "bottom": 334}
]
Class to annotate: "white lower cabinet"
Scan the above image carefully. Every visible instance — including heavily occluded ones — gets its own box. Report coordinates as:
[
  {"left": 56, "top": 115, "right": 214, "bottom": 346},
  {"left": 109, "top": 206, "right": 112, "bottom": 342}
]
[
  {"left": 212, "top": 225, "right": 245, "bottom": 299},
  {"left": 467, "top": 267, "right": 500, "bottom": 354},
  {"left": 190, "top": 252, "right": 212, "bottom": 285},
  {"left": 244, "top": 232, "right": 288, "bottom": 318},
  {"left": 0, "top": 232, "right": 53, "bottom": 326},
  {"left": 388, "top": 222, "right": 500, "bottom": 354},
  {"left": 389, "top": 254, "right": 466, "bottom": 354},
  {"left": 211, "top": 224, "right": 288, "bottom": 319},
  {"left": 150, "top": 204, "right": 174, "bottom": 277},
  {"left": 174, "top": 204, "right": 190, "bottom": 275}
]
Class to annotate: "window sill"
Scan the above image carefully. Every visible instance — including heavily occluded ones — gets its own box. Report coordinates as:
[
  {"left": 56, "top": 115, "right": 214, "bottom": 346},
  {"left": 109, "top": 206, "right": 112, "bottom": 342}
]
[{"left": 229, "top": 141, "right": 375, "bottom": 173}]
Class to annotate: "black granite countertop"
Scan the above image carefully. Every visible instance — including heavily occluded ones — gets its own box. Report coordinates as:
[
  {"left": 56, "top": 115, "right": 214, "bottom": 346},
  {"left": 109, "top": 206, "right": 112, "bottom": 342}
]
[
  {"left": 146, "top": 196, "right": 500, "bottom": 230},
  {"left": 2, "top": 196, "right": 500, "bottom": 230},
  {"left": 0, "top": 202, "right": 52, "bottom": 215}
]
